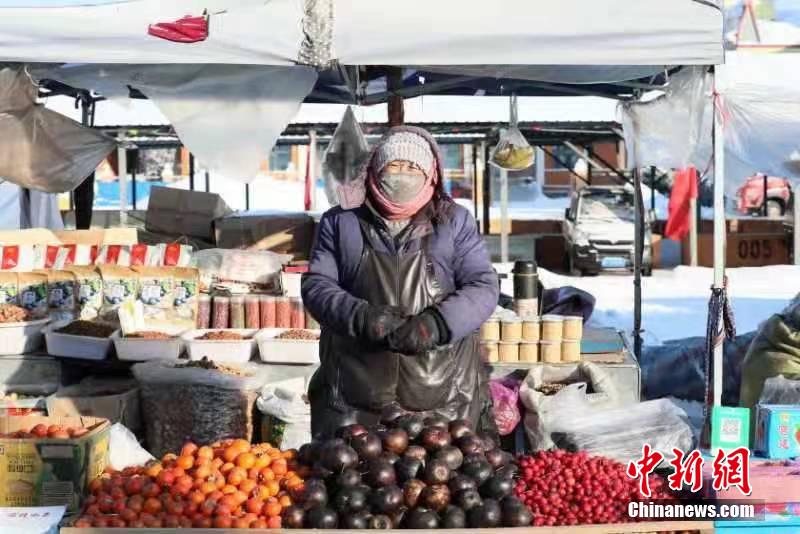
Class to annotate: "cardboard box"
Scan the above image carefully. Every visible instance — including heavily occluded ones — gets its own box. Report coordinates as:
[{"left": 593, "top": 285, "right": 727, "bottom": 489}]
[
  {"left": 146, "top": 186, "right": 232, "bottom": 243},
  {"left": 0, "top": 229, "right": 138, "bottom": 247},
  {"left": 711, "top": 406, "right": 750, "bottom": 455},
  {"left": 213, "top": 211, "right": 316, "bottom": 260},
  {"left": 0, "top": 416, "right": 110, "bottom": 512},
  {"left": 46, "top": 380, "right": 140, "bottom": 432},
  {"left": 755, "top": 404, "right": 800, "bottom": 460}
]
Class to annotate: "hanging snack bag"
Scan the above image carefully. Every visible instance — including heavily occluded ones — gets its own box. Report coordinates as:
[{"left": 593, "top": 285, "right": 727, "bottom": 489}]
[
  {"left": 131, "top": 266, "right": 174, "bottom": 329},
  {"left": 130, "top": 244, "right": 162, "bottom": 267},
  {"left": 46, "top": 270, "right": 77, "bottom": 322},
  {"left": 490, "top": 94, "right": 534, "bottom": 170},
  {"left": 98, "top": 265, "right": 138, "bottom": 323},
  {"left": 17, "top": 272, "right": 48, "bottom": 319},
  {"left": 170, "top": 267, "right": 199, "bottom": 331},
  {"left": 44, "top": 244, "right": 97, "bottom": 269},
  {"left": 161, "top": 243, "right": 193, "bottom": 267},
  {"left": 0, "top": 244, "right": 36, "bottom": 272},
  {"left": 67, "top": 266, "right": 103, "bottom": 320},
  {"left": 95, "top": 245, "right": 131, "bottom": 266},
  {"left": 0, "top": 271, "right": 18, "bottom": 305}
]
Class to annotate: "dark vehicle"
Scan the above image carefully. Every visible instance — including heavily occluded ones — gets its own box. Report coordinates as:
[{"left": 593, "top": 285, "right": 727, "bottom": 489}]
[{"left": 563, "top": 186, "right": 652, "bottom": 276}]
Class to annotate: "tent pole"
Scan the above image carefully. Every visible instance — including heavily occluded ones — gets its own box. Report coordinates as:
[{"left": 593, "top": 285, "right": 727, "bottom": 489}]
[
  {"left": 500, "top": 168, "right": 509, "bottom": 265},
  {"left": 189, "top": 152, "right": 195, "bottom": 191},
  {"left": 712, "top": 73, "right": 725, "bottom": 408},
  {"left": 633, "top": 166, "right": 643, "bottom": 359},
  {"left": 535, "top": 147, "right": 545, "bottom": 189},
  {"left": 690, "top": 195, "right": 699, "bottom": 266}
]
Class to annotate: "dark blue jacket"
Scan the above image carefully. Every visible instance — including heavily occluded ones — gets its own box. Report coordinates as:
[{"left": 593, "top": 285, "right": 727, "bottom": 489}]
[{"left": 302, "top": 202, "right": 498, "bottom": 342}]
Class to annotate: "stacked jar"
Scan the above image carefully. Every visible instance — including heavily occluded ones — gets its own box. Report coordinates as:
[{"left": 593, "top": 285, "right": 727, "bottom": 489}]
[
  {"left": 479, "top": 318, "right": 500, "bottom": 363},
  {"left": 562, "top": 315, "right": 584, "bottom": 363}
]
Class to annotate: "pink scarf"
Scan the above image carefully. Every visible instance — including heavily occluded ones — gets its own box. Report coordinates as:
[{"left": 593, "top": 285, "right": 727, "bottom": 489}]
[{"left": 367, "top": 166, "right": 438, "bottom": 220}]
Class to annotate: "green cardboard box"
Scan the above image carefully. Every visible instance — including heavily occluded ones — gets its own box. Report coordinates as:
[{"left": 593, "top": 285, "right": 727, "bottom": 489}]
[{"left": 711, "top": 406, "right": 750, "bottom": 455}]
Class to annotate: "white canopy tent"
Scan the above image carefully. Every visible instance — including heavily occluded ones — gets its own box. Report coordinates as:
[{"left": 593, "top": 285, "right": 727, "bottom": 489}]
[{"left": 0, "top": 0, "right": 726, "bottom": 409}]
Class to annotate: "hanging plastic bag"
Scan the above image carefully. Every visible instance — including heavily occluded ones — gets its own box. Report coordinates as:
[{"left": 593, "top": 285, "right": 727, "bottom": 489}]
[
  {"left": 489, "top": 377, "right": 521, "bottom": 436},
  {"left": 490, "top": 94, "right": 534, "bottom": 170},
  {"left": 323, "top": 107, "right": 371, "bottom": 207}
]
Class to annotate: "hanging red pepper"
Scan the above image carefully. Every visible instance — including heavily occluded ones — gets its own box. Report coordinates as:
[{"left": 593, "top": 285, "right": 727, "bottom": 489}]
[{"left": 148, "top": 11, "right": 209, "bottom": 43}]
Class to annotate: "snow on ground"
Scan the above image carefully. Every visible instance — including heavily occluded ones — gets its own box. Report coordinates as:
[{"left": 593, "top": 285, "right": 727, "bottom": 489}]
[{"left": 497, "top": 264, "right": 800, "bottom": 346}]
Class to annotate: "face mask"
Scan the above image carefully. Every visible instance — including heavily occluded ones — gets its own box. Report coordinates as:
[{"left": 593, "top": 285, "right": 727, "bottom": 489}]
[{"left": 378, "top": 172, "right": 427, "bottom": 204}]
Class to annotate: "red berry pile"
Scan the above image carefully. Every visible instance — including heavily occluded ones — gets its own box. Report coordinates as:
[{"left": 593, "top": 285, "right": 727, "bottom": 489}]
[{"left": 514, "top": 450, "right": 675, "bottom": 527}]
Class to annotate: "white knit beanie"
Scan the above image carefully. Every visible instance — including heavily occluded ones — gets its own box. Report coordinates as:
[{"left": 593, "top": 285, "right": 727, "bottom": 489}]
[{"left": 372, "top": 132, "right": 435, "bottom": 177}]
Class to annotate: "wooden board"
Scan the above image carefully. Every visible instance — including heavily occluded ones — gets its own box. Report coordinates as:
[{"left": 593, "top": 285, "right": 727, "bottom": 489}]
[{"left": 61, "top": 521, "right": 714, "bottom": 533}]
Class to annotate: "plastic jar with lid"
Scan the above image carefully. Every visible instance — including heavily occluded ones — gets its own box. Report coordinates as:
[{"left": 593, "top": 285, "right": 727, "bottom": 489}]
[
  {"left": 562, "top": 339, "right": 581, "bottom": 362},
  {"left": 196, "top": 294, "right": 212, "bottom": 329},
  {"left": 480, "top": 319, "right": 500, "bottom": 341},
  {"left": 290, "top": 298, "right": 306, "bottom": 329},
  {"left": 563, "top": 315, "right": 584, "bottom": 340},
  {"left": 275, "top": 297, "right": 291, "bottom": 328},
  {"left": 498, "top": 341, "right": 520, "bottom": 363},
  {"left": 211, "top": 296, "right": 230, "bottom": 329},
  {"left": 500, "top": 319, "right": 522, "bottom": 342},
  {"left": 541, "top": 314, "right": 564, "bottom": 341},
  {"left": 480, "top": 342, "right": 499, "bottom": 363},
  {"left": 245, "top": 295, "right": 261, "bottom": 329},
  {"left": 519, "top": 341, "right": 539, "bottom": 362},
  {"left": 522, "top": 320, "right": 540, "bottom": 342},
  {"left": 540, "top": 340, "right": 561, "bottom": 363},
  {"left": 230, "top": 296, "right": 246, "bottom": 329},
  {"left": 259, "top": 295, "right": 276, "bottom": 328}
]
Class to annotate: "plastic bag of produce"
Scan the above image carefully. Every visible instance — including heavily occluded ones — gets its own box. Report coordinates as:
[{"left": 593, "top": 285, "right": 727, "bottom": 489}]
[
  {"left": 257, "top": 381, "right": 311, "bottom": 450},
  {"left": 108, "top": 423, "right": 154, "bottom": 471},
  {"left": 490, "top": 94, "right": 533, "bottom": 170},
  {"left": 519, "top": 362, "right": 619, "bottom": 450},
  {"left": 549, "top": 398, "right": 694, "bottom": 464},
  {"left": 132, "top": 360, "right": 270, "bottom": 456},
  {"left": 323, "top": 107, "right": 371, "bottom": 207},
  {"left": 489, "top": 377, "right": 521, "bottom": 436}
]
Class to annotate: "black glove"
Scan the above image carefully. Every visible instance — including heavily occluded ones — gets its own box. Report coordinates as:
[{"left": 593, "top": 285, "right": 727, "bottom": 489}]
[
  {"left": 387, "top": 308, "right": 451, "bottom": 355},
  {"left": 353, "top": 304, "right": 407, "bottom": 345}
]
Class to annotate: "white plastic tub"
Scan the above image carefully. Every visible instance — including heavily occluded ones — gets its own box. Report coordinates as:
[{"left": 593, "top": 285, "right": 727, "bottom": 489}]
[
  {"left": 44, "top": 322, "right": 116, "bottom": 361},
  {"left": 0, "top": 318, "right": 49, "bottom": 355},
  {"left": 114, "top": 333, "right": 184, "bottom": 362},
  {"left": 181, "top": 329, "right": 257, "bottom": 364},
  {"left": 257, "top": 328, "right": 320, "bottom": 365}
]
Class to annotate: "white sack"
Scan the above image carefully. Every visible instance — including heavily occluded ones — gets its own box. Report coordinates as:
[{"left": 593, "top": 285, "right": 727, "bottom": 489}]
[
  {"left": 0, "top": 67, "right": 115, "bottom": 193},
  {"left": 108, "top": 423, "right": 154, "bottom": 471}
]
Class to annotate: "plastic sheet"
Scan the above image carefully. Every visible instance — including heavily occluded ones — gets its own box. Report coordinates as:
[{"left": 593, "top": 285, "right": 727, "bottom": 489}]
[
  {"left": 519, "top": 362, "right": 619, "bottom": 451},
  {"left": 549, "top": 398, "right": 694, "bottom": 464},
  {"left": 323, "top": 107, "right": 371, "bottom": 207},
  {"left": 640, "top": 332, "right": 754, "bottom": 405},
  {"left": 108, "top": 423, "right": 154, "bottom": 471},
  {"left": 488, "top": 377, "right": 521, "bottom": 436},
  {"left": 759, "top": 375, "right": 800, "bottom": 405}
]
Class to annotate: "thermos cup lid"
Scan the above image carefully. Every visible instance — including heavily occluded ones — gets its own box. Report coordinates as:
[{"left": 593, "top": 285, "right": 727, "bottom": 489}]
[{"left": 512, "top": 260, "right": 537, "bottom": 275}]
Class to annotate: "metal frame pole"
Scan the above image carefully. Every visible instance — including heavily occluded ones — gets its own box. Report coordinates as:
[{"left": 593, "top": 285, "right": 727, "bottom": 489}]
[
  {"left": 482, "top": 141, "right": 490, "bottom": 235},
  {"left": 309, "top": 130, "right": 318, "bottom": 211},
  {"left": 712, "top": 73, "right": 725, "bottom": 409},
  {"left": 117, "top": 140, "right": 128, "bottom": 226},
  {"left": 189, "top": 152, "right": 195, "bottom": 191},
  {"left": 130, "top": 150, "right": 137, "bottom": 211},
  {"left": 633, "top": 166, "right": 644, "bottom": 359},
  {"left": 500, "top": 168, "right": 509, "bottom": 265}
]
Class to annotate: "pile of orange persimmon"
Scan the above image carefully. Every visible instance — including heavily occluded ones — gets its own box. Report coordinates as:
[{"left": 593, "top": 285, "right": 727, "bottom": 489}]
[{"left": 73, "top": 439, "right": 306, "bottom": 529}]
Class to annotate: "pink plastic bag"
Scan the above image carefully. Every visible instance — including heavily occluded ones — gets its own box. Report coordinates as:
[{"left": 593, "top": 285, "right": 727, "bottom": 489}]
[{"left": 489, "top": 377, "right": 522, "bottom": 436}]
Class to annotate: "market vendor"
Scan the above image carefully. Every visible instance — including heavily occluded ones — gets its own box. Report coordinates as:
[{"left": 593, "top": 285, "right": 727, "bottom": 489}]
[{"left": 302, "top": 126, "right": 499, "bottom": 439}]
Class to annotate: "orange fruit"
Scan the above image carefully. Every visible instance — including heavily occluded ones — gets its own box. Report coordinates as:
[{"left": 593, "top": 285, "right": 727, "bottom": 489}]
[
  {"left": 235, "top": 452, "right": 256, "bottom": 470},
  {"left": 175, "top": 455, "right": 194, "bottom": 471}
]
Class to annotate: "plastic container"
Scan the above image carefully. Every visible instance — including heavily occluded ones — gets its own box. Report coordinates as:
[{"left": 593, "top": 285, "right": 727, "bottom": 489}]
[
  {"left": 230, "top": 296, "right": 246, "bottom": 329},
  {"left": 501, "top": 319, "right": 522, "bottom": 342},
  {"left": 480, "top": 342, "right": 499, "bottom": 363},
  {"left": 0, "top": 318, "right": 49, "bottom": 355},
  {"left": 196, "top": 295, "right": 211, "bottom": 329},
  {"left": 563, "top": 315, "right": 584, "bottom": 340},
  {"left": 498, "top": 341, "right": 520, "bottom": 363},
  {"left": 480, "top": 319, "right": 500, "bottom": 342},
  {"left": 44, "top": 322, "right": 116, "bottom": 361},
  {"left": 562, "top": 339, "right": 581, "bottom": 362},
  {"left": 114, "top": 333, "right": 184, "bottom": 362},
  {"left": 514, "top": 299, "right": 539, "bottom": 320},
  {"left": 245, "top": 296, "right": 261, "bottom": 329},
  {"left": 212, "top": 296, "right": 230, "bottom": 329},
  {"left": 256, "top": 328, "right": 320, "bottom": 364},
  {"left": 275, "top": 297, "right": 291, "bottom": 329},
  {"left": 522, "top": 320, "right": 540, "bottom": 342},
  {"left": 519, "top": 341, "right": 539, "bottom": 362},
  {"left": 181, "top": 329, "right": 258, "bottom": 364},
  {"left": 512, "top": 260, "right": 538, "bottom": 300},
  {"left": 290, "top": 298, "right": 306, "bottom": 329},
  {"left": 540, "top": 340, "right": 562, "bottom": 363},
  {"left": 260, "top": 295, "right": 276, "bottom": 328},
  {"left": 541, "top": 314, "right": 564, "bottom": 341}
]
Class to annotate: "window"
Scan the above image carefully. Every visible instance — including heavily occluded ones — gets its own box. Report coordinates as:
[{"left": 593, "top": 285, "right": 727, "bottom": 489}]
[
  {"left": 547, "top": 145, "right": 580, "bottom": 171},
  {"left": 441, "top": 144, "right": 464, "bottom": 171},
  {"left": 269, "top": 145, "right": 292, "bottom": 172}
]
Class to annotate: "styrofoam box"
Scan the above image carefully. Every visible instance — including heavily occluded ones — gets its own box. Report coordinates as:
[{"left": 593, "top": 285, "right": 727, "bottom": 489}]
[
  {"left": 181, "top": 329, "right": 257, "bottom": 364},
  {"left": 0, "top": 318, "right": 49, "bottom": 355},
  {"left": 257, "top": 328, "right": 320, "bottom": 365},
  {"left": 44, "top": 322, "right": 116, "bottom": 361},
  {"left": 114, "top": 333, "right": 185, "bottom": 362}
]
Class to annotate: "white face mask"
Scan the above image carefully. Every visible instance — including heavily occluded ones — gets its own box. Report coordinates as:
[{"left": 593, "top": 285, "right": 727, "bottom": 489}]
[{"left": 378, "top": 171, "right": 427, "bottom": 203}]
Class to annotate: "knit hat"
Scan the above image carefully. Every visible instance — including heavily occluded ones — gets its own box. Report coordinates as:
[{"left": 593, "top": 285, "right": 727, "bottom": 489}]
[{"left": 371, "top": 131, "right": 435, "bottom": 177}]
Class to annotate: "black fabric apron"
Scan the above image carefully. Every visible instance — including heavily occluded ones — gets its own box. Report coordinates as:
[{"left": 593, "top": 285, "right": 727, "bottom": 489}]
[{"left": 309, "top": 211, "right": 491, "bottom": 439}]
